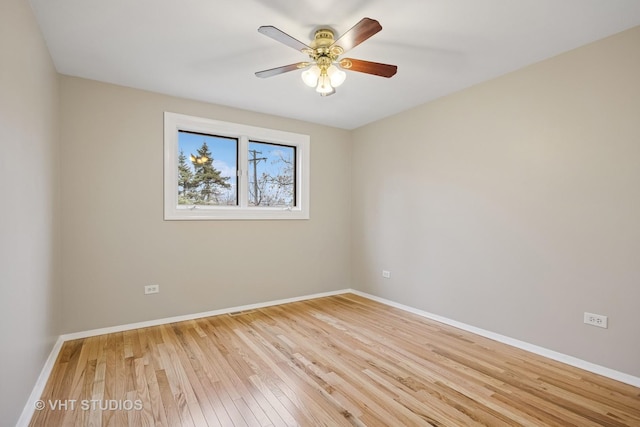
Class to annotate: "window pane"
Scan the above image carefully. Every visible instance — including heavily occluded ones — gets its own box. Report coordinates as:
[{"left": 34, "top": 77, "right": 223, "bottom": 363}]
[
  {"left": 177, "top": 131, "right": 237, "bottom": 206},
  {"left": 248, "top": 141, "right": 296, "bottom": 207}
]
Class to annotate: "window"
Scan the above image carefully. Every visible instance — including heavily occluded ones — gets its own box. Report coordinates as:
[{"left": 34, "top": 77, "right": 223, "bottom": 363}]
[{"left": 164, "top": 112, "right": 310, "bottom": 220}]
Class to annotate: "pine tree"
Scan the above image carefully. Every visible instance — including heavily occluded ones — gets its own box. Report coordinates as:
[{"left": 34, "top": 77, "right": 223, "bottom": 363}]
[
  {"left": 177, "top": 150, "right": 194, "bottom": 204},
  {"left": 192, "top": 141, "right": 230, "bottom": 204}
]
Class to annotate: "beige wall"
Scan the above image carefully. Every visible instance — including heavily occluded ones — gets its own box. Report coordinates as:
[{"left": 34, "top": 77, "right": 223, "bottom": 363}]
[
  {"left": 0, "top": 0, "right": 61, "bottom": 424},
  {"left": 352, "top": 27, "right": 640, "bottom": 376},
  {"left": 59, "top": 76, "right": 352, "bottom": 333}
]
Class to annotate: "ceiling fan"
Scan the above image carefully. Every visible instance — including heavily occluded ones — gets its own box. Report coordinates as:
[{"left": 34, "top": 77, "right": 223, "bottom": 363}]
[{"left": 255, "top": 17, "right": 397, "bottom": 96}]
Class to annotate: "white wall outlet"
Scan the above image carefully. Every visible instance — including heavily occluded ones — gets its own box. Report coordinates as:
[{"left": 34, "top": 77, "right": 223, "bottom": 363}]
[
  {"left": 584, "top": 312, "right": 607, "bottom": 328},
  {"left": 144, "top": 284, "right": 160, "bottom": 295},
  {"left": 382, "top": 270, "right": 391, "bottom": 279}
]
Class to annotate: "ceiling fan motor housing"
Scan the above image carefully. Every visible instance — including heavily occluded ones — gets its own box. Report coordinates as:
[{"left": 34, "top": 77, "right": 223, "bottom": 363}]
[{"left": 306, "top": 29, "right": 344, "bottom": 66}]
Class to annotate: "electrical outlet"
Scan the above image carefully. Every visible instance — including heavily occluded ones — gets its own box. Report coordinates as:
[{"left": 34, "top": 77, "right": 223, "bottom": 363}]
[
  {"left": 144, "top": 284, "right": 160, "bottom": 295},
  {"left": 584, "top": 312, "right": 607, "bottom": 328},
  {"left": 382, "top": 270, "right": 391, "bottom": 279}
]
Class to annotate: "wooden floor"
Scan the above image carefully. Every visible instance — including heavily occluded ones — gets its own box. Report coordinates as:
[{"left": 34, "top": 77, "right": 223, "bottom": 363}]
[{"left": 31, "top": 294, "right": 640, "bottom": 426}]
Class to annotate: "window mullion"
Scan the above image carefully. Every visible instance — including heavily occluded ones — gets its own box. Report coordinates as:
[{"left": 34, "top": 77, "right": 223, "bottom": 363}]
[{"left": 238, "top": 136, "right": 249, "bottom": 208}]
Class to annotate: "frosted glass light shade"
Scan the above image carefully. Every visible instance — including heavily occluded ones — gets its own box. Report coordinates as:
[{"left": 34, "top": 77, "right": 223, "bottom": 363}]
[
  {"left": 301, "top": 66, "right": 321, "bottom": 87},
  {"left": 327, "top": 65, "right": 346, "bottom": 87},
  {"left": 315, "top": 74, "right": 333, "bottom": 94}
]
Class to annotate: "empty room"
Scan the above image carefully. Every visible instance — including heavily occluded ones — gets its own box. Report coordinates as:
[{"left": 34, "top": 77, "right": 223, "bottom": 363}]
[{"left": 2, "top": 0, "right": 640, "bottom": 426}]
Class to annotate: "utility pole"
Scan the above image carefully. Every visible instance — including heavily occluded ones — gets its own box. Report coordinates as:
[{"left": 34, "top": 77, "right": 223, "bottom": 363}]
[{"left": 248, "top": 149, "right": 267, "bottom": 205}]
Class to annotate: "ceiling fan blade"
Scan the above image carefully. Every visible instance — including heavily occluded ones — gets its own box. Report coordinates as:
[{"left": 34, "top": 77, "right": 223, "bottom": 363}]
[
  {"left": 332, "top": 18, "right": 382, "bottom": 53},
  {"left": 340, "top": 58, "right": 397, "bottom": 78},
  {"left": 255, "top": 62, "right": 309, "bottom": 78},
  {"left": 258, "top": 26, "right": 310, "bottom": 52}
]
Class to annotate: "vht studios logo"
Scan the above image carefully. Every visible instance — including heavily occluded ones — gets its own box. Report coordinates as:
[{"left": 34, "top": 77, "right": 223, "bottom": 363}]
[{"left": 35, "top": 399, "right": 143, "bottom": 411}]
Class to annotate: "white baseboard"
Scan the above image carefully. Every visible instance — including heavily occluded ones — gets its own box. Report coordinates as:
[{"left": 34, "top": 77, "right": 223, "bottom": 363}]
[
  {"left": 60, "top": 289, "right": 350, "bottom": 341},
  {"left": 349, "top": 289, "right": 640, "bottom": 388},
  {"left": 18, "top": 287, "right": 639, "bottom": 426},
  {"left": 16, "top": 336, "right": 65, "bottom": 427}
]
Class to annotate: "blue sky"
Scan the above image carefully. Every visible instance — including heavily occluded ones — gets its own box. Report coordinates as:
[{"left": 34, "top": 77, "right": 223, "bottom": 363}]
[{"left": 178, "top": 131, "right": 294, "bottom": 179}]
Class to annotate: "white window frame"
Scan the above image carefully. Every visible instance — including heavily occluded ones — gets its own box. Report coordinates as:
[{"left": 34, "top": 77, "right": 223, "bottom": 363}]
[{"left": 164, "top": 112, "right": 310, "bottom": 220}]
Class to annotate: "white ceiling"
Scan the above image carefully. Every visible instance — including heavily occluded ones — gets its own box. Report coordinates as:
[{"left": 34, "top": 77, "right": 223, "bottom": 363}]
[{"left": 29, "top": 0, "right": 640, "bottom": 130}]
